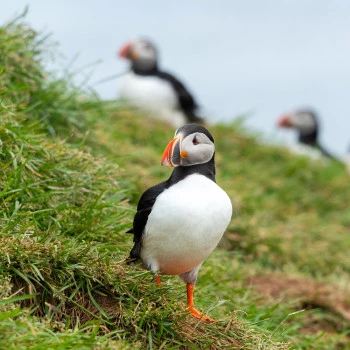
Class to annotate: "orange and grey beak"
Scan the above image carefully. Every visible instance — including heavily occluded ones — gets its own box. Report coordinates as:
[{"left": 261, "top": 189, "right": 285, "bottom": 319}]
[
  {"left": 161, "top": 135, "right": 185, "bottom": 167},
  {"left": 119, "top": 42, "right": 133, "bottom": 59},
  {"left": 278, "top": 114, "right": 293, "bottom": 128}
]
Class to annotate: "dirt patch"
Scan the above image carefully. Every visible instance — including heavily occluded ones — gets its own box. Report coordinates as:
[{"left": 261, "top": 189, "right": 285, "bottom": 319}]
[{"left": 247, "top": 273, "right": 350, "bottom": 335}]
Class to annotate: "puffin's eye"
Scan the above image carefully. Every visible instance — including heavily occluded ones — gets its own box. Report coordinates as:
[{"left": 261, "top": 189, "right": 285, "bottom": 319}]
[{"left": 192, "top": 136, "right": 199, "bottom": 145}]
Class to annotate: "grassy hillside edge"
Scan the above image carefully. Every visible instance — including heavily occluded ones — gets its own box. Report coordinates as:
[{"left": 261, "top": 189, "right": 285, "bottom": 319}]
[{"left": 0, "top": 16, "right": 349, "bottom": 349}]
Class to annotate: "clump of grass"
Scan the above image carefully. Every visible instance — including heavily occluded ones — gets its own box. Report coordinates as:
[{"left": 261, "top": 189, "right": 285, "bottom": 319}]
[
  {"left": 0, "top": 10, "right": 44, "bottom": 104},
  {"left": 0, "top": 10, "right": 110, "bottom": 140}
]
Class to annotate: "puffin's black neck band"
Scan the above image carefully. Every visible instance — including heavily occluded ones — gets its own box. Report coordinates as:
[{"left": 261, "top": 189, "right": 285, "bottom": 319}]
[
  {"left": 167, "top": 156, "right": 216, "bottom": 186},
  {"left": 131, "top": 64, "right": 159, "bottom": 76}
]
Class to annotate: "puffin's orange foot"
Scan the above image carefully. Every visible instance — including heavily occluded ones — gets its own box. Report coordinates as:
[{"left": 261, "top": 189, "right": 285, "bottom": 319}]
[
  {"left": 186, "top": 305, "right": 215, "bottom": 323},
  {"left": 154, "top": 274, "right": 161, "bottom": 287}
]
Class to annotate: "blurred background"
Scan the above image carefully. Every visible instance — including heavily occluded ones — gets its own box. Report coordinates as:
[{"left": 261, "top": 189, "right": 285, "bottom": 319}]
[{"left": 2, "top": 1, "right": 349, "bottom": 157}]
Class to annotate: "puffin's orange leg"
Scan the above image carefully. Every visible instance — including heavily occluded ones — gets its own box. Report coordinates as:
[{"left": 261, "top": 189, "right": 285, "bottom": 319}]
[
  {"left": 154, "top": 274, "right": 161, "bottom": 287},
  {"left": 186, "top": 282, "right": 215, "bottom": 323}
]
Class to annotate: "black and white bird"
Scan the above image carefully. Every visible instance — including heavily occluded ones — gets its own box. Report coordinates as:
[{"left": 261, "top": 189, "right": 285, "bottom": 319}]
[
  {"left": 277, "top": 109, "right": 335, "bottom": 159},
  {"left": 118, "top": 39, "right": 203, "bottom": 127},
  {"left": 127, "top": 124, "right": 232, "bottom": 322}
]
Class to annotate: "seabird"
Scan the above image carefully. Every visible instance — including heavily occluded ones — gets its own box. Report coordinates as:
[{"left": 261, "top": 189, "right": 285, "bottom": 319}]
[
  {"left": 127, "top": 123, "right": 232, "bottom": 322},
  {"left": 118, "top": 39, "right": 203, "bottom": 127},
  {"left": 277, "top": 109, "right": 335, "bottom": 159}
]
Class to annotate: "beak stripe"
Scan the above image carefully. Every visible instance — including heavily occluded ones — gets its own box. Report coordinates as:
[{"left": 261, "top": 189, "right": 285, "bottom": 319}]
[
  {"left": 278, "top": 115, "right": 292, "bottom": 127},
  {"left": 119, "top": 43, "right": 132, "bottom": 58},
  {"left": 161, "top": 137, "right": 177, "bottom": 166}
]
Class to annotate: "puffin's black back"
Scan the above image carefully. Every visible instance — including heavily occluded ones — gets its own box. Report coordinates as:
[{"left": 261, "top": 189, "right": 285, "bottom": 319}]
[
  {"left": 156, "top": 71, "right": 202, "bottom": 123},
  {"left": 296, "top": 110, "right": 335, "bottom": 159},
  {"left": 131, "top": 63, "right": 202, "bottom": 123}
]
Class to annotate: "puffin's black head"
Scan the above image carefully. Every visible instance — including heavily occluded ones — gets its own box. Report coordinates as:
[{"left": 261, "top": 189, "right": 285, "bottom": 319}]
[
  {"left": 161, "top": 124, "right": 215, "bottom": 167},
  {"left": 278, "top": 109, "right": 319, "bottom": 145},
  {"left": 119, "top": 38, "right": 158, "bottom": 72}
]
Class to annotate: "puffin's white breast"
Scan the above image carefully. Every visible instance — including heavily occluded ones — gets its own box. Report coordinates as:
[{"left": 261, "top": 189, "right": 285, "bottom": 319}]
[
  {"left": 288, "top": 143, "right": 324, "bottom": 160},
  {"left": 140, "top": 174, "right": 232, "bottom": 275},
  {"left": 119, "top": 72, "right": 186, "bottom": 127}
]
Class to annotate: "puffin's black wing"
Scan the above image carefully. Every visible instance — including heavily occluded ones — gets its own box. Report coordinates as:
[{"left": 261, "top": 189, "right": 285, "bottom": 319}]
[
  {"left": 156, "top": 71, "right": 203, "bottom": 123},
  {"left": 299, "top": 133, "right": 335, "bottom": 159},
  {"left": 127, "top": 181, "right": 168, "bottom": 260}
]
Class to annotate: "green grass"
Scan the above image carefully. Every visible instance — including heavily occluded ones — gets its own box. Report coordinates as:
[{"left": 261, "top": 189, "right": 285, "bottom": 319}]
[{"left": 1, "top": 14, "right": 349, "bottom": 349}]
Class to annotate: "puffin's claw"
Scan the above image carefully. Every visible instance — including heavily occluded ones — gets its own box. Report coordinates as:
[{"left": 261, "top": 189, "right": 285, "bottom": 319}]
[{"left": 186, "top": 305, "right": 215, "bottom": 323}]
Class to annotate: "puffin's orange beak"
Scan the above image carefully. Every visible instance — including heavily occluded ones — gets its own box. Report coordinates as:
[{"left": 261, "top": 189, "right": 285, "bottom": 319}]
[
  {"left": 119, "top": 42, "right": 132, "bottom": 59},
  {"left": 161, "top": 135, "right": 182, "bottom": 167},
  {"left": 278, "top": 115, "right": 292, "bottom": 128}
]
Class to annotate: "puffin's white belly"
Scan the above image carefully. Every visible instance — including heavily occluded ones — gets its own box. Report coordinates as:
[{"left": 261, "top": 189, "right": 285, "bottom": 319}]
[
  {"left": 119, "top": 72, "right": 187, "bottom": 127},
  {"left": 140, "top": 174, "right": 232, "bottom": 275},
  {"left": 288, "top": 143, "right": 324, "bottom": 160}
]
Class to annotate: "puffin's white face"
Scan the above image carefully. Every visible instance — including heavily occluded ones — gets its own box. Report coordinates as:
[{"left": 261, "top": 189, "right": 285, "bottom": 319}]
[
  {"left": 278, "top": 111, "right": 317, "bottom": 133},
  {"left": 161, "top": 129, "right": 215, "bottom": 167},
  {"left": 119, "top": 39, "right": 157, "bottom": 70}
]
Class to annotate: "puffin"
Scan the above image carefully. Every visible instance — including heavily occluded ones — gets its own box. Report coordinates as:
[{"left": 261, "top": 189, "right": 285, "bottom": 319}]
[
  {"left": 127, "top": 123, "right": 232, "bottom": 322},
  {"left": 277, "top": 109, "right": 335, "bottom": 159},
  {"left": 118, "top": 38, "right": 203, "bottom": 127}
]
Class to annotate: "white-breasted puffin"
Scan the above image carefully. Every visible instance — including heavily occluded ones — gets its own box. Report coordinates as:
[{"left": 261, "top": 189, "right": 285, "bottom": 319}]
[
  {"left": 277, "top": 109, "right": 335, "bottom": 159},
  {"left": 127, "top": 124, "right": 232, "bottom": 322},
  {"left": 118, "top": 39, "right": 203, "bottom": 127}
]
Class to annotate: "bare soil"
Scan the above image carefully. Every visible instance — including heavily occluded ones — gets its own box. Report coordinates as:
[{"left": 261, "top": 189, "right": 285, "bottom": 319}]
[{"left": 247, "top": 273, "right": 350, "bottom": 337}]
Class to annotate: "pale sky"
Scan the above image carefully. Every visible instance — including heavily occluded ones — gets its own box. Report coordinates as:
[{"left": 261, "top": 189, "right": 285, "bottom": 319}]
[{"left": 2, "top": 1, "right": 350, "bottom": 156}]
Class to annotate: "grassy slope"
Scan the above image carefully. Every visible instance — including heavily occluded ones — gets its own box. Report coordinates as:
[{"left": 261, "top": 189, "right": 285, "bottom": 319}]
[
  {"left": 95, "top": 111, "right": 350, "bottom": 349},
  {"left": 1, "top": 17, "right": 349, "bottom": 349}
]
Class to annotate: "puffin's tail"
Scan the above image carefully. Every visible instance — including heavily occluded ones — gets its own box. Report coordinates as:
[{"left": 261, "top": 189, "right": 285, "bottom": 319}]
[{"left": 316, "top": 143, "right": 336, "bottom": 160}]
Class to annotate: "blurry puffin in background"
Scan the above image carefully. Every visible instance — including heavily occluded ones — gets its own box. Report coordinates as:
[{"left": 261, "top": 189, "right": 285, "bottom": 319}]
[
  {"left": 277, "top": 109, "right": 335, "bottom": 159},
  {"left": 118, "top": 38, "right": 203, "bottom": 127},
  {"left": 127, "top": 123, "right": 232, "bottom": 322}
]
